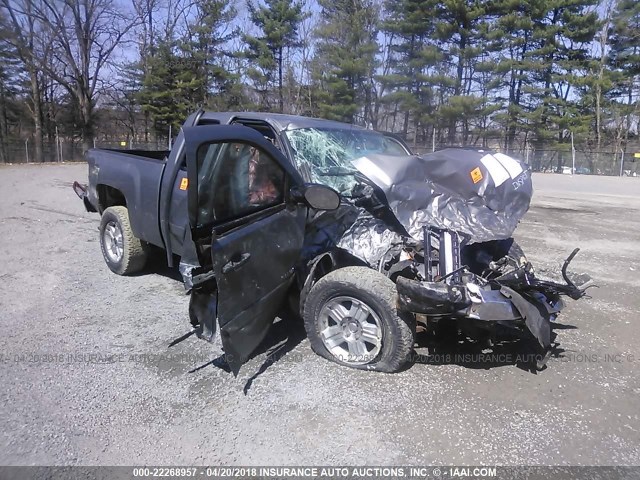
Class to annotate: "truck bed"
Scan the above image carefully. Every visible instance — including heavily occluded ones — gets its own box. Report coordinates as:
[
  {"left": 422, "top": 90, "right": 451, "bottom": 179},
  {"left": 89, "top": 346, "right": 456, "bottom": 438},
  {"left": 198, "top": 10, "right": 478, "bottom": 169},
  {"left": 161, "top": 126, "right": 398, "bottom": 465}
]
[
  {"left": 86, "top": 148, "right": 168, "bottom": 249},
  {"left": 99, "top": 149, "right": 170, "bottom": 161}
]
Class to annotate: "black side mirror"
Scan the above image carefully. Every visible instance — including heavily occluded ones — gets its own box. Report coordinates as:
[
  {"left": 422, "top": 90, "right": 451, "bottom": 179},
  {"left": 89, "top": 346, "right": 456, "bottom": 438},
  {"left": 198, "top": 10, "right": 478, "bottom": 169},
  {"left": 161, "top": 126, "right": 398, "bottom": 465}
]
[{"left": 290, "top": 183, "right": 341, "bottom": 211}]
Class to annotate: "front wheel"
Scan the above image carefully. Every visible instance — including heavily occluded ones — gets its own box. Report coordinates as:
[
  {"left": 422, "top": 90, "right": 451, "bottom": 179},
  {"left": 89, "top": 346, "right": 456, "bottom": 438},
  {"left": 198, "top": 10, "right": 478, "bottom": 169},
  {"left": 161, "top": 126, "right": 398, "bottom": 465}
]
[
  {"left": 99, "top": 206, "right": 147, "bottom": 275},
  {"left": 303, "top": 267, "right": 415, "bottom": 372}
]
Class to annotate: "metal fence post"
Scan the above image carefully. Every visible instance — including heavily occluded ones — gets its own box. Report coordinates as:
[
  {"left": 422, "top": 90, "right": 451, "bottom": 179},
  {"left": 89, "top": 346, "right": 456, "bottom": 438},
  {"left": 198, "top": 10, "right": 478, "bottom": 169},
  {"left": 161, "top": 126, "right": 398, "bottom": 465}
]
[
  {"left": 571, "top": 132, "right": 575, "bottom": 175},
  {"left": 56, "top": 126, "right": 61, "bottom": 162}
]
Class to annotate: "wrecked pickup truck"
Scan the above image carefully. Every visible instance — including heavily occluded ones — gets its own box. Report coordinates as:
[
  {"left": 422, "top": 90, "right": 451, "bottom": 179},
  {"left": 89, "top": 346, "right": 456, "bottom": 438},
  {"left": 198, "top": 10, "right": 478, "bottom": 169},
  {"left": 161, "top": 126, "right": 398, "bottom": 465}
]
[{"left": 74, "top": 110, "right": 588, "bottom": 374}]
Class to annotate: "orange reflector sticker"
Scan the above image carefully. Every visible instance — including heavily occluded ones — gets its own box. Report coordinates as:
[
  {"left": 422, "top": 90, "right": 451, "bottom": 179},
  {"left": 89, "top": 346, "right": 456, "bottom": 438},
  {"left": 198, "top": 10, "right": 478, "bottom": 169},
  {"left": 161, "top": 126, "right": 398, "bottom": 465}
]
[
  {"left": 470, "top": 167, "right": 483, "bottom": 184},
  {"left": 179, "top": 178, "right": 188, "bottom": 190}
]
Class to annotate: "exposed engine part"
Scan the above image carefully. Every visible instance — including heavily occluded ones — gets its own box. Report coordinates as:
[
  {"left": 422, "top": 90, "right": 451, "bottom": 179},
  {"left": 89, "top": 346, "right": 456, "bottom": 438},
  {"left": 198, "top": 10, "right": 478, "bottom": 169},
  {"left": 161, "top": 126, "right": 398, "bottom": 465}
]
[{"left": 393, "top": 225, "right": 589, "bottom": 351}]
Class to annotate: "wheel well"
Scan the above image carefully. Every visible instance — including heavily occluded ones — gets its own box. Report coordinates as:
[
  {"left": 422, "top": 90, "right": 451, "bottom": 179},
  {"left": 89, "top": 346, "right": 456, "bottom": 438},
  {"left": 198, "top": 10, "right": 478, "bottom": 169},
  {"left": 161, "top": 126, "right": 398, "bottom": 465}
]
[
  {"left": 298, "top": 249, "right": 367, "bottom": 315},
  {"left": 311, "top": 254, "right": 334, "bottom": 284},
  {"left": 97, "top": 185, "right": 126, "bottom": 213}
]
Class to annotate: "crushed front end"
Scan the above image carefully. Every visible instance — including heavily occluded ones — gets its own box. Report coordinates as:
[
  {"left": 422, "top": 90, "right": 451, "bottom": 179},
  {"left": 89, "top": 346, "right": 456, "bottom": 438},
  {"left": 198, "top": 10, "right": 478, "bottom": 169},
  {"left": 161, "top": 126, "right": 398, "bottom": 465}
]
[
  {"left": 392, "top": 227, "right": 589, "bottom": 361},
  {"left": 330, "top": 148, "right": 591, "bottom": 366}
]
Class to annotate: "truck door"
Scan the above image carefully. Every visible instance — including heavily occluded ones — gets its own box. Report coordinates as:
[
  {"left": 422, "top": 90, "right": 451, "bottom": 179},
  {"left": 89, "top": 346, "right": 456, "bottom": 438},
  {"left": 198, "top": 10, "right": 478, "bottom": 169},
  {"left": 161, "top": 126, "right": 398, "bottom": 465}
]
[{"left": 184, "top": 125, "right": 307, "bottom": 375}]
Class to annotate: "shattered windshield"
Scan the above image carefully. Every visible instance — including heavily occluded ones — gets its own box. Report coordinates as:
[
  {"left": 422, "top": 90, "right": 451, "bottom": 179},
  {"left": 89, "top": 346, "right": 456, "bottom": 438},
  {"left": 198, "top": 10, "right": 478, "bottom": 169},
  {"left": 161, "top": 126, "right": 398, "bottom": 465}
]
[{"left": 284, "top": 127, "right": 408, "bottom": 194}]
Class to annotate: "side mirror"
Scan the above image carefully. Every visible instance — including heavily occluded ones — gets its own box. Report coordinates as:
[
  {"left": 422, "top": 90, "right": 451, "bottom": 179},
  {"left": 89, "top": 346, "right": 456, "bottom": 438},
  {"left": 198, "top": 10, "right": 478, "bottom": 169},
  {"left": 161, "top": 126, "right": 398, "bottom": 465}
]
[{"left": 290, "top": 183, "right": 341, "bottom": 211}]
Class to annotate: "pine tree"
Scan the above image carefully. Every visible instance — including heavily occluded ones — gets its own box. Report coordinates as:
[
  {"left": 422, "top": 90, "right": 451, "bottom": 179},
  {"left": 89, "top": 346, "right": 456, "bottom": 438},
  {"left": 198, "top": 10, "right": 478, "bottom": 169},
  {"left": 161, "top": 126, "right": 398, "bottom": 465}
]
[
  {"left": 489, "top": 0, "right": 540, "bottom": 152},
  {"left": 379, "top": 0, "right": 511, "bottom": 148},
  {"left": 379, "top": 0, "right": 440, "bottom": 140},
  {"left": 491, "top": 0, "right": 598, "bottom": 169},
  {"left": 0, "top": 13, "right": 24, "bottom": 162},
  {"left": 313, "top": 0, "right": 379, "bottom": 124},
  {"left": 608, "top": 0, "right": 640, "bottom": 149},
  {"left": 181, "top": 0, "right": 242, "bottom": 109},
  {"left": 244, "top": 0, "right": 306, "bottom": 112},
  {"left": 431, "top": 0, "right": 490, "bottom": 144},
  {"left": 575, "top": 1, "right": 617, "bottom": 173},
  {"left": 138, "top": 41, "right": 200, "bottom": 139},
  {"left": 1, "top": 0, "right": 47, "bottom": 162}
]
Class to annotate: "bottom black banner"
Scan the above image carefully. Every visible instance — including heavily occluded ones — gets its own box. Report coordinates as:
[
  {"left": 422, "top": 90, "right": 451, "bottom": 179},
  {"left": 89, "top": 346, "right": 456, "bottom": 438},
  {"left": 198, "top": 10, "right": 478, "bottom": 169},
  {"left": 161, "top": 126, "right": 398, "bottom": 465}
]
[{"left": 0, "top": 466, "right": 638, "bottom": 480}]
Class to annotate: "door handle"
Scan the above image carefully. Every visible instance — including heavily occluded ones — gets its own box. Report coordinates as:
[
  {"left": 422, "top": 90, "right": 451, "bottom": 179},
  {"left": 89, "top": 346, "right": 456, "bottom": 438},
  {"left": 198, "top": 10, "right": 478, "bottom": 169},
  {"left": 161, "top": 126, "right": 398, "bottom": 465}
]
[{"left": 222, "top": 253, "right": 251, "bottom": 274}]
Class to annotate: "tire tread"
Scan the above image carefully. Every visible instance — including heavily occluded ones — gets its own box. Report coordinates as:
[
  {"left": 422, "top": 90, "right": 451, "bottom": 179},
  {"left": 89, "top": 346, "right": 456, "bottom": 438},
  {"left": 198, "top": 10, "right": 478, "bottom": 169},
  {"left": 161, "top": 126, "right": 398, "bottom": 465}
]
[
  {"left": 100, "top": 206, "right": 147, "bottom": 275},
  {"left": 303, "top": 266, "right": 414, "bottom": 373}
]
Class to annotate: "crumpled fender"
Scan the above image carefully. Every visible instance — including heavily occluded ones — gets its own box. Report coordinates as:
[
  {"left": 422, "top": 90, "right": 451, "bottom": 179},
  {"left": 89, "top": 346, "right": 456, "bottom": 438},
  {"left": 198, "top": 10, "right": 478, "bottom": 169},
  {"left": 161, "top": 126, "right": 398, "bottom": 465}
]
[
  {"left": 499, "top": 286, "right": 551, "bottom": 348},
  {"left": 299, "top": 252, "right": 334, "bottom": 315}
]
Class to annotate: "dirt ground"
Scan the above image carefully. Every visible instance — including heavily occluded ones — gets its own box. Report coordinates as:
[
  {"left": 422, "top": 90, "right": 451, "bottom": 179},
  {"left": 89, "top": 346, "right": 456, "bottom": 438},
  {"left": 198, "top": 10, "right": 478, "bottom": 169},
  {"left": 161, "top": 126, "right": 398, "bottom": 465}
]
[{"left": 0, "top": 163, "right": 639, "bottom": 466}]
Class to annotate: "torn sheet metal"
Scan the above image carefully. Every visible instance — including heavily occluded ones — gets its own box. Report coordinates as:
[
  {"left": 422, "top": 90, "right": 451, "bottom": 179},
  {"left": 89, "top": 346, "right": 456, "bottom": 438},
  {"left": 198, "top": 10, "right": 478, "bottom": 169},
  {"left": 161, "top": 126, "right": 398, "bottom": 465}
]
[
  {"left": 179, "top": 261, "right": 197, "bottom": 292},
  {"left": 500, "top": 286, "right": 551, "bottom": 348},
  {"left": 336, "top": 212, "right": 404, "bottom": 267},
  {"left": 178, "top": 227, "right": 202, "bottom": 292},
  {"left": 352, "top": 149, "right": 533, "bottom": 244},
  {"left": 302, "top": 202, "right": 403, "bottom": 269}
]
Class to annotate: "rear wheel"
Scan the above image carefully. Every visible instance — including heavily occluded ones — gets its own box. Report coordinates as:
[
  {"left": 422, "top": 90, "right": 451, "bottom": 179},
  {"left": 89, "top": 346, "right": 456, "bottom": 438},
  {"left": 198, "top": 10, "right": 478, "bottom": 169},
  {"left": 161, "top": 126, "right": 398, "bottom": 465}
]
[
  {"left": 303, "top": 267, "right": 415, "bottom": 372},
  {"left": 99, "top": 206, "right": 147, "bottom": 275}
]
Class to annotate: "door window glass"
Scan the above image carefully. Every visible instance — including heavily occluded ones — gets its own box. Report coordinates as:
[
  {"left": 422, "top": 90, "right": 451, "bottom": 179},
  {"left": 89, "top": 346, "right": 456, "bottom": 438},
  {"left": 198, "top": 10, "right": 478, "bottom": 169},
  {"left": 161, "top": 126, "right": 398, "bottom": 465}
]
[{"left": 196, "top": 142, "right": 286, "bottom": 226}]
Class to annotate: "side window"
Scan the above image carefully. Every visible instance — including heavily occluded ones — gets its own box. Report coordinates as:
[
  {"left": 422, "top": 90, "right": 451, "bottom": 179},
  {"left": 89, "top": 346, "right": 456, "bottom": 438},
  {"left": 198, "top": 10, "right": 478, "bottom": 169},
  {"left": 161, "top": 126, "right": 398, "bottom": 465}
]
[
  {"left": 196, "top": 141, "right": 286, "bottom": 226},
  {"left": 232, "top": 120, "right": 281, "bottom": 151}
]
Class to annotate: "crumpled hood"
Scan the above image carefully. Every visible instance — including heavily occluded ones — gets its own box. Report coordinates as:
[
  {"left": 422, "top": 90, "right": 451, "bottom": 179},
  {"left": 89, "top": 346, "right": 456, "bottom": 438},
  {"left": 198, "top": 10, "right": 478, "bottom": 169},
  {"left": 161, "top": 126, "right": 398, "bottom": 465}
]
[{"left": 351, "top": 149, "right": 533, "bottom": 244}]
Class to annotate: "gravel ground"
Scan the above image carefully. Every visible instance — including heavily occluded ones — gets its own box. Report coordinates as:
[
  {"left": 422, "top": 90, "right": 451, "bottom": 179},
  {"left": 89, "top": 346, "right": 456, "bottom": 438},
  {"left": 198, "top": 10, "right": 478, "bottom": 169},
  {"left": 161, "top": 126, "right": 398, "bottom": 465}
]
[{"left": 0, "top": 164, "right": 639, "bottom": 466}]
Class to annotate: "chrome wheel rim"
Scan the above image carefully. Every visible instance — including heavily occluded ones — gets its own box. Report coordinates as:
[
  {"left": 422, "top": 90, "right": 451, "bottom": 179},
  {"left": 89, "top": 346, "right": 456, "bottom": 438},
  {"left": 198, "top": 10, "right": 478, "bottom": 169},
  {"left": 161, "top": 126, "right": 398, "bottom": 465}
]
[
  {"left": 103, "top": 220, "right": 124, "bottom": 263},
  {"left": 317, "top": 296, "right": 383, "bottom": 365}
]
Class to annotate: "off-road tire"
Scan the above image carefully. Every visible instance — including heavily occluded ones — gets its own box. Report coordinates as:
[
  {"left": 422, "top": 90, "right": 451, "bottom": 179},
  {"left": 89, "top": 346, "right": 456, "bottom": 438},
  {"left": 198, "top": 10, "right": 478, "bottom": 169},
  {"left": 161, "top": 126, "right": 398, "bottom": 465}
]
[
  {"left": 99, "top": 206, "right": 147, "bottom": 275},
  {"left": 303, "top": 267, "right": 415, "bottom": 372}
]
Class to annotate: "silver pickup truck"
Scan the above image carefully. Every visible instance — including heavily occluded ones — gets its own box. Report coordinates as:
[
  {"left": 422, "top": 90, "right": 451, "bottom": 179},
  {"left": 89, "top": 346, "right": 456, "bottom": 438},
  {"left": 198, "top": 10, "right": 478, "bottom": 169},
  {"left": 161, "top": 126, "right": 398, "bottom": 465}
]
[{"left": 74, "top": 110, "right": 588, "bottom": 374}]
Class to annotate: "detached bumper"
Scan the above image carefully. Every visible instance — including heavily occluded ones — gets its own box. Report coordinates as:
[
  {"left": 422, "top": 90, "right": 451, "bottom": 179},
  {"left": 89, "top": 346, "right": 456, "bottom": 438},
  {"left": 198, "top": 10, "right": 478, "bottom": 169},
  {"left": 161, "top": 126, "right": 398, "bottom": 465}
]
[
  {"left": 396, "top": 277, "right": 470, "bottom": 315},
  {"left": 396, "top": 277, "right": 573, "bottom": 349},
  {"left": 396, "top": 277, "right": 522, "bottom": 321}
]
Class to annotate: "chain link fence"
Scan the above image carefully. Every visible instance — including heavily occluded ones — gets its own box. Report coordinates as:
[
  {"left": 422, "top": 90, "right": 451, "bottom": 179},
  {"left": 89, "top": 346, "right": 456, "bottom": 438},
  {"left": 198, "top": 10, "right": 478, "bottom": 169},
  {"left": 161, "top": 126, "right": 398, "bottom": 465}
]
[
  {"left": 411, "top": 143, "right": 640, "bottom": 177},
  {"left": 2, "top": 135, "right": 639, "bottom": 177},
  {"left": 0, "top": 138, "right": 171, "bottom": 164}
]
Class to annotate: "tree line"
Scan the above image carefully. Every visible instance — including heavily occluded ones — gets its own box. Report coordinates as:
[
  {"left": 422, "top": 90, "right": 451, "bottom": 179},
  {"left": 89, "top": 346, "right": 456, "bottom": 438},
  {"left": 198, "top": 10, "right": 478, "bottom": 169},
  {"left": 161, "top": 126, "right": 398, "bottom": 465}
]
[{"left": 0, "top": 0, "right": 639, "bottom": 172}]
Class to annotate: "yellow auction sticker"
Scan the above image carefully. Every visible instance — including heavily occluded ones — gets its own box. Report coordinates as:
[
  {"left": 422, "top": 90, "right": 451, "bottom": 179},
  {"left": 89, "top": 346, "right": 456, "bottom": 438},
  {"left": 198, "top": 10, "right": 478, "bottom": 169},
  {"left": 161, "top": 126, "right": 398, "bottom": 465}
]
[
  {"left": 470, "top": 167, "right": 483, "bottom": 184},
  {"left": 179, "top": 178, "right": 188, "bottom": 190}
]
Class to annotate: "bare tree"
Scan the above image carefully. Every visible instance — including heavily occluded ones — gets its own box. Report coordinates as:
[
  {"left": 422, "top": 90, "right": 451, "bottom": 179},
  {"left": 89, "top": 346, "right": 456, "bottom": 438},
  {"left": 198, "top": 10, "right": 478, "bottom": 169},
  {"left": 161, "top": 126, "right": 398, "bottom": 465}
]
[
  {"left": 160, "top": 0, "right": 194, "bottom": 42},
  {"left": 32, "top": 0, "right": 137, "bottom": 152}
]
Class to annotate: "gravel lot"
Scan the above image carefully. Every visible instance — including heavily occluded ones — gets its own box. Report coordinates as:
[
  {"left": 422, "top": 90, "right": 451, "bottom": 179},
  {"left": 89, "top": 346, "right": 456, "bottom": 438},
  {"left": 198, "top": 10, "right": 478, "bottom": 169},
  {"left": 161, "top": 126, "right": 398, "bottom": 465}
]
[{"left": 0, "top": 163, "right": 639, "bottom": 466}]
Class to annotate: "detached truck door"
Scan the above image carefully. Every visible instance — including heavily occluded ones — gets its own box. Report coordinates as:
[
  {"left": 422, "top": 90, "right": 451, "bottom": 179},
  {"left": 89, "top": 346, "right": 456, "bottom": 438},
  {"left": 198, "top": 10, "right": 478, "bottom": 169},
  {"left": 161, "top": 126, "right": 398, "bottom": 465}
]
[{"left": 184, "top": 125, "right": 306, "bottom": 375}]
